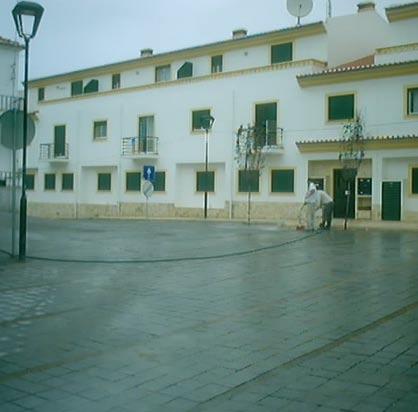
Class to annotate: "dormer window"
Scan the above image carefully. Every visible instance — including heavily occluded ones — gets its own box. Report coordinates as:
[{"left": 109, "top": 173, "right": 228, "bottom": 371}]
[
  {"left": 112, "top": 73, "right": 120, "bottom": 89},
  {"left": 155, "top": 65, "right": 171, "bottom": 82},
  {"left": 211, "top": 55, "right": 223, "bottom": 73},
  {"left": 177, "top": 62, "right": 193, "bottom": 79},
  {"left": 84, "top": 79, "right": 99, "bottom": 94},
  {"left": 38, "top": 87, "right": 44, "bottom": 101},
  {"left": 71, "top": 80, "right": 83, "bottom": 96},
  {"left": 271, "top": 42, "right": 293, "bottom": 64}
]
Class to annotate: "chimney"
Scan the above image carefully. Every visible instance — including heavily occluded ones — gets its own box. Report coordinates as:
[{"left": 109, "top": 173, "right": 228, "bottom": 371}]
[
  {"left": 357, "top": 1, "right": 375, "bottom": 12},
  {"left": 232, "top": 28, "right": 247, "bottom": 39},
  {"left": 140, "top": 48, "right": 153, "bottom": 57}
]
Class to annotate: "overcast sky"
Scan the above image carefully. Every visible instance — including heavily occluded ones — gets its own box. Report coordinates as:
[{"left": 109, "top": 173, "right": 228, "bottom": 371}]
[{"left": 0, "top": 0, "right": 410, "bottom": 80}]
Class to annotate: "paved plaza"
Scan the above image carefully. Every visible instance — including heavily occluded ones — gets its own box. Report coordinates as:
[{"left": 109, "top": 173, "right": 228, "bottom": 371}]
[{"left": 0, "top": 217, "right": 417, "bottom": 411}]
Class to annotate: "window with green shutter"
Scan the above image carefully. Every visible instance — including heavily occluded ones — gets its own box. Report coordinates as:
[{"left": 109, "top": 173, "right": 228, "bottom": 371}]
[
  {"left": 84, "top": 79, "right": 99, "bottom": 94},
  {"left": 44, "top": 174, "right": 56, "bottom": 190},
  {"left": 98, "top": 173, "right": 111, "bottom": 191},
  {"left": 196, "top": 171, "right": 215, "bottom": 192},
  {"left": 155, "top": 65, "right": 171, "bottom": 82},
  {"left": 255, "top": 102, "right": 277, "bottom": 146},
  {"left": 238, "top": 170, "right": 259, "bottom": 193},
  {"left": 211, "top": 55, "right": 223, "bottom": 73},
  {"left": 71, "top": 80, "right": 83, "bottom": 96},
  {"left": 25, "top": 174, "right": 35, "bottom": 190},
  {"left": 62, "top": 173, "right": 74, "bottom": 191},
  {"left": 126, "top": 172, "right": 141, "bottom": 191},
  {"left": 271, "top": 43, "right": 293, "bottom": 64},
  {"left": 412, "top": 167, "right": 418, "bottom": 194},
  {"left": 271, "top": 169, "right": 294, "bottom": 193},
  {"left": 177, "top": 62, "right": 193, "bottom": 79},
  {"left": 192, "top": 109, "right": 211, "bottom": 131},
  {"left": 154, "top": 171, "right": 166, "bottom": 192},
  {"left": 407, "top": 88, "right": 418, "bottom": 115},
  {"left": 112, "top": 73, "right": 120, "bottom": 89},
  {"left": 328, "top": 94, "right": 355, "bottom": 121},
  {"left": 38, "top": 87, "right": 44, "bottom": 102}
]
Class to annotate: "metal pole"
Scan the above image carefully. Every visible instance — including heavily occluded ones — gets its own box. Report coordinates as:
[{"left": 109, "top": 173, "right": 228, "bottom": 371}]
[
  {"left": 19, "top": 38, "right": 29, "bottom": 260},
  {"left": 204, "top": 129, "right": 208, "bottom": 219},
  {"left": 344, "top": 180, "right": 350, "bottom": 231},
  {"left": 11, "top": 101, "right": 18, "bottom": 256}
]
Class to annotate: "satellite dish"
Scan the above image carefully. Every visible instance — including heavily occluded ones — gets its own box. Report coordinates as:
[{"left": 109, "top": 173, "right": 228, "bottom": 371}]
[
  {"left": 287, "top": 0, "right": 313, "bottom": 25},
  {"left": 0, "top": 109, "right": 35, "bottom": 150}
]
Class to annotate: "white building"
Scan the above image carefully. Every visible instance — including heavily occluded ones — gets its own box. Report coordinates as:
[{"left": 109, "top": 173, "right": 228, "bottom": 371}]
[{"left": 25, "top": 1, "right": 418, "bottom": 223}]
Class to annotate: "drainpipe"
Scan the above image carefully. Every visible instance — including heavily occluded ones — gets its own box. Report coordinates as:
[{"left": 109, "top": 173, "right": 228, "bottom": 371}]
[{"left": 229, "top": 90, "right": 236, "bottom": 220}]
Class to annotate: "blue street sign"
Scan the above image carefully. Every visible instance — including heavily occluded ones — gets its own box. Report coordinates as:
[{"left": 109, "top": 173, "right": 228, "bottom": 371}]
[{"left": 143, "top": 165, "right": 155, "bottom": 182}]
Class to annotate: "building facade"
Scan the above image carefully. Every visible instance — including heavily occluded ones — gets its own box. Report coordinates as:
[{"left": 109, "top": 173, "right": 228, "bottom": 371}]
[{"left": 25, "top": 2, "right": 418, "bottom": 222}]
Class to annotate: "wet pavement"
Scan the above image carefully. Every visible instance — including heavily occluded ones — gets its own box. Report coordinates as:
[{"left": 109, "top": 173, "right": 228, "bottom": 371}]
[{"left": 0, "top": 217, "right": 417, "bottom": 411}]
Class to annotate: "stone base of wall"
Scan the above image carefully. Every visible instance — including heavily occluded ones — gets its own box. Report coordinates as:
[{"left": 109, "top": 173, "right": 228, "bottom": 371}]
[
  {"left": 404, "top": 211, "right": 418, "bottom": 222},
  {"left": 231, "top": 201, "right": 300, "bottom": 221},
  {"left": 28, "top": 202, "right": 76, "bottom": 218}
]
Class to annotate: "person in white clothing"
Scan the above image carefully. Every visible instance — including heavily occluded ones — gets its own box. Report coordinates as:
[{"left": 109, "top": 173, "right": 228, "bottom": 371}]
[
  {"left": 304, "top": 182, "right": 320, "bottom": 231},
  {"left": 317, "top": 190, "right": 334, "bottom": 230}
]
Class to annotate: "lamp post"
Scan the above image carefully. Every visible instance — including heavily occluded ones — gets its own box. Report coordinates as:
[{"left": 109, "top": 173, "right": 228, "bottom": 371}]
[
  {"left": 12, "top": 1, "right": 44, "bottom": 260},
  {"left": 201, "top": 115, "right": 215, "bottom": 219}
]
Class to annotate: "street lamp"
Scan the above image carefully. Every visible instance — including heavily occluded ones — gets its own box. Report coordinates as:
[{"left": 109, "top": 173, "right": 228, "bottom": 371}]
[
  {"left": 201, "top": 115, "right": 215, "bottom": 219},
  {"left": 12, "top": 1, "right": 44, "bottom": 260}
]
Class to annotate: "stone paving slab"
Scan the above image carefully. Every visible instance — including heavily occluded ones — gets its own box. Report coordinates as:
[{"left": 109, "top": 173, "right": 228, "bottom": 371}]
[{"left": 0, "top": 218, "right": 417, "bottom": 411}]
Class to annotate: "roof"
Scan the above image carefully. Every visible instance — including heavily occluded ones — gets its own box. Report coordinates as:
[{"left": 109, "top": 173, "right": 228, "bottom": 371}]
[
  {"left": 28, "top": 21, "right": 325, "bottom": 86},
  {"left": 297, "top": 59, "right": 418, "bottom": 87},
  {"left": 296, "top": 134, "right": 418, "bottom": 145},
  {"left": 386, "top": 2, "right": 418, "bottom": 22},
  {"left": 0, "top": 36, "right": 24, "bottom": 50}
]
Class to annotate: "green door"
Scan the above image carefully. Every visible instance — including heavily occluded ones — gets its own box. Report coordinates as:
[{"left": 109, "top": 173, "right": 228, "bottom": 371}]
[
  {"left": 333, "top": 169, "right": 355, "bottom": 218},
  {"left": 382, "top": 181, "right": 401, "bottom": 221},
  {"left": 54, "top": 125, "right": 66, "bottom": 157}
]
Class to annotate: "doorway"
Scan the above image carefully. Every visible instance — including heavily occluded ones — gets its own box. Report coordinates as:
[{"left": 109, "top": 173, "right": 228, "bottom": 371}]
[
  {"left": 333, "top": 169, "right": 355, "bottom": 218},
  {"left": 382, "top": 181, "right": 401, "bottom": 221}
]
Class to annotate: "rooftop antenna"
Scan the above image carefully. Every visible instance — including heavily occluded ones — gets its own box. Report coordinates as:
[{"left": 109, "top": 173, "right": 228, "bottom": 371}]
[{"left": 287, "top": 0, "right": 313, "bottom": 26}]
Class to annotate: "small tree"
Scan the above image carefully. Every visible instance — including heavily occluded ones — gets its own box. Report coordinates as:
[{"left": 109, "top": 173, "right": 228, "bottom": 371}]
[
  {"left": 338, "top": 113, "right": 365, "bottom": 230},
  {"left": 235, "top": 124, "right": 267, "bottom": 224}
]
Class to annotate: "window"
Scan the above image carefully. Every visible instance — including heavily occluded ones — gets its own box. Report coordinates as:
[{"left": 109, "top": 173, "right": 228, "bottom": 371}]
[
  {"left": 126, "top": 172, "right": 141, "bottom": 191},
  {"left": 84, "top": 79, "right": 99, "bottom": 94},
  {"left": 54, "top": 125, "right": 66, "bottom": 157},
  {"left": 255, "top": 102, "right": 277, "bottom": 146},
  {"left": 94, "top": 121, "right": 107, "bottom": 140},
  {"left": 271, "top": 169, "right": 294, "bottom": 193},
  {"left": 177, "top": 62, "right": 193, "bottom": 79},
  {"left": 25, "top": 174, "right": 35, "bottom": 190},
  {"left": 407, "top": 87, "right": 418, "bottom": 115},
  {"left": 44, "top": 174, "right": 56, "bottom": 190},
  {"left": 71, "top": 80, "right": 83, "bottom": 96},
  {"left": 154, "top": 171, "right": 166, "bottom": 192},
  {"left": 196, "top": 171, "right": 215, "bottom": 192},
  {"left": 192, "top": 109, "right": 211, "bottom": 131},
  {"left": 211, "top": 55, "right": 223, "bottom": 73},
  {"left": 308, "top": 178, "right": 324, "bottom": 191},
  {"left": 38, "top": 87, "right": 44, "bottom": 102},
  {"left": 328, "top": 94, "right": 355, "bottom": 121},
  {"left": 412, "top": 167, "right": 418, "bottom": 194},
  {"left": 62, "top": 173, "right": 74, "bottom": 191},
  {"left": 271, "top": 43, "right": 293, "bottom": 64},
  {"left": 238, "top": 170, "right": 259, "bottom": 193},
  {"left": 112, "top": 73, "right": 120, "bottom": 89},
  {"left": 155, "top": 65, "right": 171, "bottom": 82},
  {"left": 98, "top": 173, "right": 111, "bottom": 191}
]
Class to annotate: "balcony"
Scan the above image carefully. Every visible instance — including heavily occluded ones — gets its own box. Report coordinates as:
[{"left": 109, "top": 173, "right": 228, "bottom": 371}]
[
  {"left": 255, "top": 123, "right": 284, "bottom": 154},
  {"left": 40, "top": 143, "right": 69, "bottom": 162},
  {"left": 122, "top": 136, "right": 159, "bottom": 159}
]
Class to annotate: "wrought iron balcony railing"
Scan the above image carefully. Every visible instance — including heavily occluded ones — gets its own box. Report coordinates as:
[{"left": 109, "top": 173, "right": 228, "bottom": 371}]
[
  {"left": 253, "top": 122, "right": 284, "bottom": 150},
  {"left": 122, "top": 136, "right": 159, "bottom": 157},
  {"left": 40, "top": 143, "right": 69, "bottom": 161}
]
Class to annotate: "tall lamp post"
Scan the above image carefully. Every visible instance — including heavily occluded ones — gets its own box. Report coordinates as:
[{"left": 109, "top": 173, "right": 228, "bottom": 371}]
[
  {"left": 201, "top": 115, "right": 215, "bottom": 219},
  {"left": 12, "top": 1, "right": 44, "bottom": 260}
]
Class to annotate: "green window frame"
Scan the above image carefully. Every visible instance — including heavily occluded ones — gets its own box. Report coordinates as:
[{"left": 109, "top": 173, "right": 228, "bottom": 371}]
[
  {"left": 196, "top": 171, "right": 215, "bottom": 192},
  {"left": 412, "top": 168, "right": 418, "bottom": 194},
  {"left": 271, "top": 42, "right": 293, "bottom": 64},
  {"left": 84, "top": 79, "right": 99, "bottom": 94},
  {"left": 155, "top": 65, "right": 171, "bottom": 82},
  {"left": 238, "top": 170, "right": 259, "bottom": 193},
  {"left": 98, "top": 173, "right": 111, "bottom": 191},
  {"left": 271, "top": 169, "right": 294, "bottom": 193},
  {"left": 177, "top": 62, "right": 193, "bottom": 79},
  {"left": 112, "top": 73, "right": 120, "bottom": 89},
  {"left": 25, "top": 174, "right": 35, "bottom": 190},
  {"left": 71, "top": 80, "right": 83, "bottom": 96},
  {"left": 126, "top": 172, "right": 141, "bottom": 191},
  {"left": 407, "top": 87, "right": 418, "bottom": 115},
  {"left": 38, "top": 87, "right": 44, "bottom": 102},
  {"left": 255, "top": 102, "right": 277, "bottom": 146},
  {"left": 211, "top": 55, "right": 223, "bottom": 73},
  {"left": 62, "top": 173, "right": 74, "bottom": 191},
  {"left": 154, "top": 171, "right": 166, "bottom": 192},
  {"left": 192, "top": 109, "right": 211, "bottom": 131},
  {"left": 93, "top": 120, "right": 107, "bottom": 140},
  {"left": 328, "top": 94, "right": 355, "bottom": 121},
  {"left": 44, "top": 174, "right": 56, "bottom": 191}
]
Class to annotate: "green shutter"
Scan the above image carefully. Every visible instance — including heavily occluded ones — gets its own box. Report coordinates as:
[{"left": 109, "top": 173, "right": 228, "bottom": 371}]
[
  {"left": 62, "top": 173, "right": 74, "bottom": 191},
  {"left": 126, "top": 172, "right": 141, "bottom": 191},
  {"left": 177, "top": 62, "right": 193, "bottom": 79},
  {"left": 54, "top": 125, "right": 66, "bottom": 157},
  {"left": 44, "top": 174, "right": 56, "bottom": 190},
  {"left": 98, "top": 173, "right": 111, "bottom": 191},
  {"left": 25, "top": 174, "right": 35, "bottom": 190},
  {"left": 409, "top": 88, "right": 418, "bottom": 114},
  {"left": 192, "top": 109, "right": 211, "bottom": 130},
  {"left": 238, "top": 170, "right": 259, "bottom": 192},
  {"left": 328, "top": 95, "right": 354, "bottom": 120},
  {"left": 84, "top": 79, "right": 99, "bottom": 94},
  {"left": 71, "top": 80, "right": 83, "bottom": 96},
  {"left": 271, "top": 43, "right": 293, "bottom": 64},
  {"left": 154, "top": 171, "right": 166, "bottom": 192},
  {"left": 412, "top": 168, "right": 418, "bottom": 194},
  {"left": 211, "top": 55, "right": 223, "bottom": 73},
  {"left": 112, "top": 73, "right": 120, "bottom": 89},
  {"left": 196, "top": 171, "right": 215, "bottom": 192},
  {"left": 38, "top": 88, "right": 44, "bottom": 101},
  {"left": 255, "top": 103, "right": 277, "bottom": 145},
  {"left": 382, "top": 182, "right": 401, "bottom": 221},
  {"left": 271, "top": 170, "right": 294, "bottom": 193}
]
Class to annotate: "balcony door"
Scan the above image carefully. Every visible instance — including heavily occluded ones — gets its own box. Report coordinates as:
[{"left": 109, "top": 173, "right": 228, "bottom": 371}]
[
  {"left": 255, "top": 102, "right": 277, "bottom": 146},
  {"left": 138, "top": 116, "right": 154, "bottom": 152},
  {"left": 54, "top": 125, "right": 66, "bottom": 157}
]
